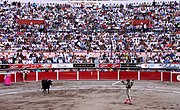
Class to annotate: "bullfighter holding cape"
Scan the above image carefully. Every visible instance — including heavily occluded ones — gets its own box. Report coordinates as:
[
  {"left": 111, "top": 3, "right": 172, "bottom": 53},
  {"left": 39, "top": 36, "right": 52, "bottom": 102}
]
[{"left": 121, "top": 79, "right": 134, "bottom": 104}]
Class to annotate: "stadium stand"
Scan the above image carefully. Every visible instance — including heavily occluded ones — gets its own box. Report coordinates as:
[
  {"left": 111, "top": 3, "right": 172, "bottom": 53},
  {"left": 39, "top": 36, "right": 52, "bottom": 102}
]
[{"left": 0, "top": 0, "right": 179, "bottom": 64}]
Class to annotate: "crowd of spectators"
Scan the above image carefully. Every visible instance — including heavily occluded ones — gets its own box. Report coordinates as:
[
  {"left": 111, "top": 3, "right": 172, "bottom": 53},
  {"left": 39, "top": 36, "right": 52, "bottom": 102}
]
[{"left": 0, "top": 0, "right": 180, "bottom": 64}]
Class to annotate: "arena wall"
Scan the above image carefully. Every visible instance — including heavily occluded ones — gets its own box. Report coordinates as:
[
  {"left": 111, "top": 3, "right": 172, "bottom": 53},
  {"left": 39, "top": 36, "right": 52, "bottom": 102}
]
[{"left": 1, "top": 71, "right": 180, "bottom": 83}]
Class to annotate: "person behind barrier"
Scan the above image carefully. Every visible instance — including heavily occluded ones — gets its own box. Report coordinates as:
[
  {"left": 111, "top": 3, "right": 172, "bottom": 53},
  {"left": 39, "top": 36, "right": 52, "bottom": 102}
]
[{"left": 22, "top": 69, "right": 29, "bottom": 82}]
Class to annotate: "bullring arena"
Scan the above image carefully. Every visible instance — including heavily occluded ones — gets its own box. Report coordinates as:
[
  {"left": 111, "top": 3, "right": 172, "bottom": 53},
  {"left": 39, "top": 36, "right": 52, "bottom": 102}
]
[
  {"left": 0, "top": 0, "right": 180, "bottom": 109},
  {"left": 0, "top": 80, "right": 180, "bottom": 110}
]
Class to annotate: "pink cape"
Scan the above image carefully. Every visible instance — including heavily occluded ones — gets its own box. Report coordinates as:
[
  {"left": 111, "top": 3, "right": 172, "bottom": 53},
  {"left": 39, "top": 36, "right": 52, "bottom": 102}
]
[{"left": 4, "top": 75, "right": 12, "bottom": 86}]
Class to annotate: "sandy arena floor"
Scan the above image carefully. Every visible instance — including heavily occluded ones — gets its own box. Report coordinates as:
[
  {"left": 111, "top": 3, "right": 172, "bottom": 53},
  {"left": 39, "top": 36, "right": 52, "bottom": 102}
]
[{"left": 0, "top": 80, "right": 180, "bottom": 110}]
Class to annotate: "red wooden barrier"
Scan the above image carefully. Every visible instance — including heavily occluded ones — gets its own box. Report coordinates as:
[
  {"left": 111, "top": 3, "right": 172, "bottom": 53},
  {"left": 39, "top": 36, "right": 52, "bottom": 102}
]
[
  {"left": 38, "top": 72, "right": 57, "bottom": 80},
  {"left": 10, "top": 74, "right": 15, "bottom": 82},
  {"left": 0, "top": 74, "right": 5, "bottom": 83},
  {"left": 27, "top": 72, "right": 36, "bottom": 81},
  {"left": 59, "top": 71, "right": 77, "bottom": 80},
  {"left": 0, "top": 71, "right": 179, "bottom": 83},
  {"left": 16, "top": 72, "right": 23, "bottom": 82},
  {"left": 172, "top": 73, "right": 180, "bottom": 82},
  {"left": 79, "top": 71, "right": 97, "bottom": 80},
  {"left": 140, "top": 72, "right": 161, "bottom": 80},
  {"left": 120, "top": 71, "right": 138, "bottom": 80},
  {"left": 162, "top": 72, "right": 170, "bottom": 81},
  {"left": 99, "top": 71, "right": 118, "bottom": 80}
]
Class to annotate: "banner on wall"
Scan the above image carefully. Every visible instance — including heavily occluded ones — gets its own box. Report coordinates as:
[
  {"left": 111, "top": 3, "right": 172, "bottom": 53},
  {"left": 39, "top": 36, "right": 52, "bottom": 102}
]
[
  {"left": 9, "top": 64, "right": 51, "bottom": 69},
  {"left": 141, "top": 63, "right": 180, "bottom": 69},
  {"left": 141, "top": 64, "right": 163, "bottom": 69},
  {"left": 52, "top": 63, "right": 73, "bottom": 68},
  {"left": 5, "top": 63, "right": 180, "bottom": 70},
  {"left": 162, "top": 64, "right": 180, "bottom": 69},
  {"left": 18, "top": 19, "right": 46, "bottom": 25},
  {"left": 99, "top": 64, "right": 120, "bottom": 68},
  {"left": 73, "top": 64, "right": 96, "bottom": 68},
  {"left": 0, "top": 65, "right": 9, "bottom": 69}
]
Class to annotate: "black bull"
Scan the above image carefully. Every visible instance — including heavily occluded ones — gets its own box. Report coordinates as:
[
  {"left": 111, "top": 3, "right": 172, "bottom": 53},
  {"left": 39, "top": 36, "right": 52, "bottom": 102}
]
[{"left": 41, "top": 79, "right": 53, "bottom": 94}]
